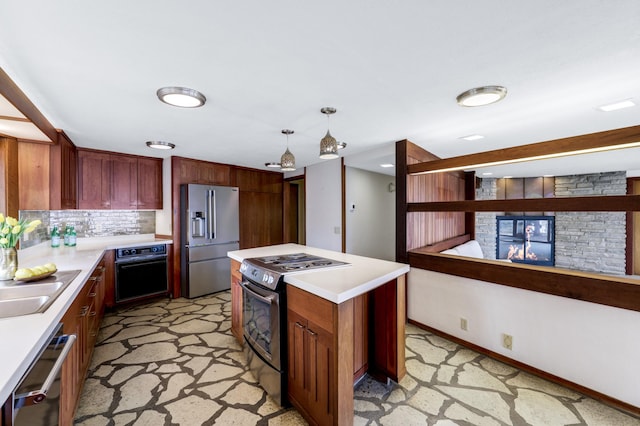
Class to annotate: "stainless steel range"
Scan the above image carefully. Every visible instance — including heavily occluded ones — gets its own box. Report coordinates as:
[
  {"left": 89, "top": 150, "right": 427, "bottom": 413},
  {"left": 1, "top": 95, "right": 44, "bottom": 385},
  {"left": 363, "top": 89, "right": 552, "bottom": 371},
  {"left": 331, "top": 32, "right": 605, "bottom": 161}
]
[{"left": 239, "top": 253, "right": 349, "bottom": 406}]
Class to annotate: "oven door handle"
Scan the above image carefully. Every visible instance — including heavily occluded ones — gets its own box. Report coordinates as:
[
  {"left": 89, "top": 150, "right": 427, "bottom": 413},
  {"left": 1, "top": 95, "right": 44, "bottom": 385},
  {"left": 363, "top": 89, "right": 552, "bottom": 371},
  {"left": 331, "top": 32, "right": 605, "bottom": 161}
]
[
  {"left": 239, "top": 281, "right": 276, "bottom": 304},
  {"left": 14, "top": 333, "right": 77, "bottom": 407}
]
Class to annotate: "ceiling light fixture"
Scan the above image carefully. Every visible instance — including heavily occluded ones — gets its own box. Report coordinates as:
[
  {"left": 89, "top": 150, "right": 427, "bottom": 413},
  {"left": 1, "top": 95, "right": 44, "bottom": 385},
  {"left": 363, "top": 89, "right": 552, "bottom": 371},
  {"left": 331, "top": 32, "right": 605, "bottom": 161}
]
[
  {"left": 597, "top": 99, "right": 635, "bottom": 112},
  {"left": 146, "top": 141, "right": 175, "bottom": 150},
  {"left": 337, "top": 141, "right": 347, "bottom": 149},
  {"left": 280, "top": 129, "right": 296, "bottom": 171},
  {"left": 319, "top": 107, "right": 339, "bottom": 159},
  {"left": 380, "top": 163, "right": 395, "bottom": 168},
  {"left": 265, "top": 162, "right": 281, "bottom": 168},
  {"left": 456, "top": 85, "right": 507, "bottom": 107},
  {"left": 460, "top": 134, "right": 485, "bottom": 141},
  {"left": 157, "top": 86, "right": 206, "bottom": 108}
]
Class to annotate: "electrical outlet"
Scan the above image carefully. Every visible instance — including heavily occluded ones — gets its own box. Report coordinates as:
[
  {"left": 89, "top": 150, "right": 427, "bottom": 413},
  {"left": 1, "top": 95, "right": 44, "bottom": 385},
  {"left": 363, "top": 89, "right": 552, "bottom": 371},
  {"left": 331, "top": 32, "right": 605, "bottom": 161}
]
[
  {"left": 460, "top": 317, "right": 468, "bottom": 331},
  {"left": 502, "top": 333, "right": 513, "bottom": 350}
]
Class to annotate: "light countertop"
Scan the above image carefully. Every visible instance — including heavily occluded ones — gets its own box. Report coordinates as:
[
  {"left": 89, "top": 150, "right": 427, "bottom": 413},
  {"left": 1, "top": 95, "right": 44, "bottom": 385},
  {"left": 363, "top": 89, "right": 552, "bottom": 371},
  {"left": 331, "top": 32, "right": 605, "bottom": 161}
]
[
  {"left": 0, "top": 234, "right": 172, "bottom": 405},
  {"left": 227, "top": 244, "right": 409, "bottom": 304}
]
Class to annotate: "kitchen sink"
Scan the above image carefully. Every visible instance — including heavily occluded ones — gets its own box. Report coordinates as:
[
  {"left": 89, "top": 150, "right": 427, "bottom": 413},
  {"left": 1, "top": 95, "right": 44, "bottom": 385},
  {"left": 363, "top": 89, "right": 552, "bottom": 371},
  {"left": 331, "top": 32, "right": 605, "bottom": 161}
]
[
  {"left": 0, "top": 296, "right": 51, "bottom": 319},
  {"left": 0, "top": 281, "right": 65, "bottom": 300},
  {"left": 0, "top": 270, "right": 81, "bottom": 319}
]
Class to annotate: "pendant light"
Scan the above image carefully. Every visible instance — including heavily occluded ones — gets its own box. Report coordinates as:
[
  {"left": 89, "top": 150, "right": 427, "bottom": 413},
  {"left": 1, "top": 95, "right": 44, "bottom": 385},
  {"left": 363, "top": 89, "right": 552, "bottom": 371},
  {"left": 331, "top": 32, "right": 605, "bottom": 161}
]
[
  {"left": 319, "top": 107, "right": 339, "bottom": 159},
  {"left": 280, "top": 129, "right": 296, "bottom": 171}
]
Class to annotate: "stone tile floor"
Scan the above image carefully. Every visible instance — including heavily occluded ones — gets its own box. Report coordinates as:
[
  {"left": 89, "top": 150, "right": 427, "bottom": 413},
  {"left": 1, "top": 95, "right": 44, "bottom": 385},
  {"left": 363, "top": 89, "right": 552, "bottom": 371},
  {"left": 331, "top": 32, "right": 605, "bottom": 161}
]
[{"left": 75, "top": 291, "right": 640, "bottom": 425}]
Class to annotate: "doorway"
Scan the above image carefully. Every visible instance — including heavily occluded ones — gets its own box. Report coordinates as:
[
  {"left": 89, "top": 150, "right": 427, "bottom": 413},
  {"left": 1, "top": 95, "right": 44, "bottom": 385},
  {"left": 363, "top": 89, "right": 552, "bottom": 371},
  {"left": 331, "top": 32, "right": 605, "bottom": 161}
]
[{"left": 284, "top": 178, "right": 305, "bottom": 244}]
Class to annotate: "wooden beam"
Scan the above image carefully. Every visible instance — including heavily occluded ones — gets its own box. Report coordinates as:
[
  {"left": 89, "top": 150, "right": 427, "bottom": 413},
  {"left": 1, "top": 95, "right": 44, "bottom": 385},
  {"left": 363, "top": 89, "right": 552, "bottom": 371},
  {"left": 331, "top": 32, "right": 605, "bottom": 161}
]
[
  {"left": 408, "top": 125, "right": 640, "bottom": 175},
  {"left": 408, "top": 252, "right": 640, "bottom": 312},
  {"left": 0, "top": 67, "right": 58, "bottom": 143},
  {"left": 408, "top": 194, "right": 640, "bottom": 212}
]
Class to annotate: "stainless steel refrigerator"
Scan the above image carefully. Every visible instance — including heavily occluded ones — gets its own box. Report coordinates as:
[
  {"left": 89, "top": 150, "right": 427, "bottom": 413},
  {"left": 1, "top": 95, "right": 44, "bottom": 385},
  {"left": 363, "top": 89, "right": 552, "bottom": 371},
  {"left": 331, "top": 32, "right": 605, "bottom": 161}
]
[{"left": 180, "top": 184, "right": 239, "bottom": 298}]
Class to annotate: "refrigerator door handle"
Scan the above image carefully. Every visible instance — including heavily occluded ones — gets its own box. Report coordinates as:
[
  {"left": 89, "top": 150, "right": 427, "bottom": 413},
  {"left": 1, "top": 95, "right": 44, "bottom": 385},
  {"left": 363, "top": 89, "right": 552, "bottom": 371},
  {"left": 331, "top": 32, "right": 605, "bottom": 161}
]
[{"left": 207, "top": 189, "right": 216, "bottom": 240}]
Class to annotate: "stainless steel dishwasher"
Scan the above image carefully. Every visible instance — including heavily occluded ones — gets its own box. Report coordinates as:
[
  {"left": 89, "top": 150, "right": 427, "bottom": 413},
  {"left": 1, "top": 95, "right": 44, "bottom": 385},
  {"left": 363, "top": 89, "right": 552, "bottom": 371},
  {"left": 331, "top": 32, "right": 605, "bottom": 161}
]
[{"left": 4, "top": 323, "right": 76, "bottom": 425}]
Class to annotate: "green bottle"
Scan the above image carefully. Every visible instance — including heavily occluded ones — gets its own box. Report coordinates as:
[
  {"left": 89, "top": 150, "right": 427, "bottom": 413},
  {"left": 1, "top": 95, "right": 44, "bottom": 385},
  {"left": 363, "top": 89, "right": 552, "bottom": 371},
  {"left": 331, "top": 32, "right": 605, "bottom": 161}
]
[
  {"left": 63, "top": 226, "right": 70, "bottom": 246},
  {"left": 69, "top": 226, "right": 77, "bottom": 247},
  {"left": 51, "top": 226, "right": 60, "bottom": 248}
]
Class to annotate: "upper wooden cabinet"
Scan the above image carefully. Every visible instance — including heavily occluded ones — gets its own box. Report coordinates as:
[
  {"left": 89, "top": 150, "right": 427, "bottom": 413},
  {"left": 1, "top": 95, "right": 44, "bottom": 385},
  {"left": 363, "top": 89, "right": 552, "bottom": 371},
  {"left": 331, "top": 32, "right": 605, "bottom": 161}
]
[
  {"left": 137, "top": 157, "right": 163, "bottom": 209},
  {"left": 111, "top": 154, "right": 138, "bottom": 209},
  {"left": 78, "top": 149, "right": 112, "bottom": 209},
  {"left": 175, "top": 157, "right": 232, "bottom": 186},
  {"left": 78, "top": 148, "right": 163, "bottom": 210}
]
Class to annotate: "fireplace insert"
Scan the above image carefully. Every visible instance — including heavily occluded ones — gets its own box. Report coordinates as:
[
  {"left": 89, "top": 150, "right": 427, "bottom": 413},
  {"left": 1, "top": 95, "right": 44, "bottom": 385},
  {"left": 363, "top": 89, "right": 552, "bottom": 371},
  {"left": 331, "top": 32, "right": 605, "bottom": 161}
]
[{"left": 496, "top": 215, "right": 555, "bottom": 266}]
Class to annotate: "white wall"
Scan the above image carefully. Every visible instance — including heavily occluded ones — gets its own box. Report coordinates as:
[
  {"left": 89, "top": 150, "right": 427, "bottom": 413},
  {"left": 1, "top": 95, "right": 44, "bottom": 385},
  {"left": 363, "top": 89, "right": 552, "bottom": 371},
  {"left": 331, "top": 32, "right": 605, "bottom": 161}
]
[
  {"left": 408, "top": 268, "right": 640, "bottom": 408},
  {"left": 345, "top": 167, "right": 395, "bottom": 261},
  {"left": 154, "top": 158, "right": 173, "bottom": 236},
  {"left": 305, "top": 159, "right": 342, "bottom": 251}
]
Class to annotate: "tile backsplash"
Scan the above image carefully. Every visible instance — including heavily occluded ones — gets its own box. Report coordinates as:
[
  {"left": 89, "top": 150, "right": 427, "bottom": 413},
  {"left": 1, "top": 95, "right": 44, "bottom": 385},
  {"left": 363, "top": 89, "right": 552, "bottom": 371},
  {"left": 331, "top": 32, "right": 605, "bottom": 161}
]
[{"left": 19, "top": 210, "right": 156, "bottom": 249}]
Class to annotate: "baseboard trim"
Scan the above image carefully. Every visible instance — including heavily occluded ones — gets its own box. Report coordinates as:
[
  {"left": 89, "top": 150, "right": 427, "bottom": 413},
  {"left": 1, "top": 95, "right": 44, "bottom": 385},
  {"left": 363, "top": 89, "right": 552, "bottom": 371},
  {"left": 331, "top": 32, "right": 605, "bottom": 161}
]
[{"left": 407, "top": 319, "right": 640, "bottom": 418}]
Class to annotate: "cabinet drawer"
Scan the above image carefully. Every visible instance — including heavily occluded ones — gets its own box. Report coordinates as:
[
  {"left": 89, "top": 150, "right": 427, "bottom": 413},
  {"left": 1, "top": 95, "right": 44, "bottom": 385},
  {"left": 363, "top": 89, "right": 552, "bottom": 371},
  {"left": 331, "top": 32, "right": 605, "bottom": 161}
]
[{"left": 287, "top": 285, "right": 333, "bottom": 334}]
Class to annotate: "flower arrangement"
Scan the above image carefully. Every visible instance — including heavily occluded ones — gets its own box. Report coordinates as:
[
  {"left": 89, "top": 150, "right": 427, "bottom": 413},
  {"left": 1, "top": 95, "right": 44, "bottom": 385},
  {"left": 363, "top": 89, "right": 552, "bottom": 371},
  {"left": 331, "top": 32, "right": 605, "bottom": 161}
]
[{"left": 0, "top": 214, "right": 41, "bottom": 248}]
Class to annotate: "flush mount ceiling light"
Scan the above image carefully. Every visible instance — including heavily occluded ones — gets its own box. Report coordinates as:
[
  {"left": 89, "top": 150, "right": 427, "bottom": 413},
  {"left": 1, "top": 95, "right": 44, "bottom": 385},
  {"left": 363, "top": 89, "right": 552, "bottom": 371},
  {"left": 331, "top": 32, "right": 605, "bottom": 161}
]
[
  {"left": 265, "top": 162, "right": 281, "bottom": 168},
  {"left": 337, "top": 141, "right": 347, "bottom": 149},
  {"left": 319, "top": 107, "right": 339, "bottom": 159},
  {"left": 146, "top": 141, "right": 175, "bottom": 150},
  {"left": 460, "top": 134, "right": 485, "bottom": 141},
  {"left": 380, "top": 163, "right": 395, "bottom": 168},
  {"left": 597, "top": 99, "right": 635, "bottom": 112},
  {"left": 280, "top": 129, "right": 296, "bottom": 171},
  {"left": 157, "top": 86, "right": 206, "bottom": 108},
  {"left": 456, "top": 85, "right": 507, "bottom": 107}
]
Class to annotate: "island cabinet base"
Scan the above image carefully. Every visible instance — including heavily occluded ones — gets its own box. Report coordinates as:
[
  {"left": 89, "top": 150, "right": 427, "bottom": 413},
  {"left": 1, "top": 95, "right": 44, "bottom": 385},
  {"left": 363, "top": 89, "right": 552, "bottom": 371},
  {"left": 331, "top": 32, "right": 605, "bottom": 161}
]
[{"left": 287, "top": 275, "right": 406, "bottom": 426}]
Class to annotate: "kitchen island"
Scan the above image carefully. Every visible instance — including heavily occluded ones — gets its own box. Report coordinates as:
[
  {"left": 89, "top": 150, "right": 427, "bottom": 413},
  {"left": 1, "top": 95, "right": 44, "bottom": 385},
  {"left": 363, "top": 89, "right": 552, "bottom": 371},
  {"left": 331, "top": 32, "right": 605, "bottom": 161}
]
[
  {"left": 0, "top": 234, "right": 172, "bottom": 421},
  {"left": 228, "top": 244, "right": 410, "bottom": 426}
]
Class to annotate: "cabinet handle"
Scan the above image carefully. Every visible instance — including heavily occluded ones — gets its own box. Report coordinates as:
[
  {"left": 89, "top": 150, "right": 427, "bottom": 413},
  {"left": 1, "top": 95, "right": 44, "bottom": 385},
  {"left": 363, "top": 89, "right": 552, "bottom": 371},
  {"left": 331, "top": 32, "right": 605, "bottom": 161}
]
[
  {"left": 307, "top": 328, "right": 317, "bottom": 338},
  {"left": 88, "top": 277, "right": 98, "bottom": 282},
  {"left": 88, "top": 292, "right": 97, "bottom": 297},
  {"left": 295, "top": 322, "right": 305, "bottom": 329},
  {"left": 89, "top": 311, "right": 97, "bottom": 317},
  {"left": 79, "top": 306, "right": 89, "bottom": 317}
]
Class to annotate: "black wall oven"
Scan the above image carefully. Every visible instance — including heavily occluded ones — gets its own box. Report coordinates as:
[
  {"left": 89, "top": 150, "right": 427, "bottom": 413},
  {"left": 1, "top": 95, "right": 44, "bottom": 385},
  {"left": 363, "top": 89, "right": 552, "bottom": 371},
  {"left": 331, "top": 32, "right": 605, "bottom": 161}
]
[{"left": 115, "top": 244, "right": 168, "bottom": 304}]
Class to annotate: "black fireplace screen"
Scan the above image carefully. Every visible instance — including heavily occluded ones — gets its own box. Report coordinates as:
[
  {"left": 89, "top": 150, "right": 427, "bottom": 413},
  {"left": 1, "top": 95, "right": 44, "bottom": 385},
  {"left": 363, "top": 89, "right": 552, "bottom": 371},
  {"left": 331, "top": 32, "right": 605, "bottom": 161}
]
[{"left": 496, "top": 216, "right": 555, "bottom": 266}]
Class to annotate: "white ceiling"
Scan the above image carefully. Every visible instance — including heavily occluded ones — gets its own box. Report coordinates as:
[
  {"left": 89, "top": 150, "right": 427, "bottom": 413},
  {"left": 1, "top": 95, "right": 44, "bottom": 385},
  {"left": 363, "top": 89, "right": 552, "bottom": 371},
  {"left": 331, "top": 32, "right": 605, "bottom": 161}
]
[{"left": 1, "top": 1, "right": 639, "bottom": 178}]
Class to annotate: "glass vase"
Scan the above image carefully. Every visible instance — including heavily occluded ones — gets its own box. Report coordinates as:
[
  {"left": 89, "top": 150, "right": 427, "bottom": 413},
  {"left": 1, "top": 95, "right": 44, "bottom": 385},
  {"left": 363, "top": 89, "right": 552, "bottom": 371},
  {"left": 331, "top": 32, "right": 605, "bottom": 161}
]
[{"left": 0, "top": 247, "right": 17, "bottom": 280}]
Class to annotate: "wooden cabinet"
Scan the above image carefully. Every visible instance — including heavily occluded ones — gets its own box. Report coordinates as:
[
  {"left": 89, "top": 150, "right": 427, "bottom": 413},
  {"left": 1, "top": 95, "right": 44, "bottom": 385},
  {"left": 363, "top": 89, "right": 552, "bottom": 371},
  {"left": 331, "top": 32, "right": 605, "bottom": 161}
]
[
  {"left": 78, "top": 150, "right": 112, "bottom": 209},
  {"left": 288, "top": 305, "right": 335, "bottom": 425},
  {"left": 286, "top": 278, "right": 406, "bottom": 426},
  {"left": 174, "top": 156, "right": 232, "bottom": 186},
  {"left": 137, "top": 157, "right": 163, "bottom": 209},
  {"left": 18, "top": 142, "right": 50, "bottom": 210},
  {"left": 111, "top": 154, "right": 138, "bottom": 209},
  {"left": 50, "top": 131, "right": 78, "bottom": 209},
  {"left": 60, "top": 256, "right": 106, "bottom": 425},
  {"left": 230, "top": 259, "right": 243, "bottom": 344},
  {"left": 78, "top": 148, "right": 162, "bottom": 209},
  {"left": 287, "top": 285, "right": 345, "bottom": 426}
]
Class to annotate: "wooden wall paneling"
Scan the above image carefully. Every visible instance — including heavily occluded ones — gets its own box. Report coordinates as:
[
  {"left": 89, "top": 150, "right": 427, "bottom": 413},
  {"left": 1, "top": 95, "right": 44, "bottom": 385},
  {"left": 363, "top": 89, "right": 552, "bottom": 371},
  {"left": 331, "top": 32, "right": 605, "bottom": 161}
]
[
  {"left": 401, "top": 140, "right": 467, "bottom": 255},
  {"left": 18, "top": 142, "right": 50, "bottom": 210},
  {"left": 0, "top": 137, "right": 19, "bottom": 217}
]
